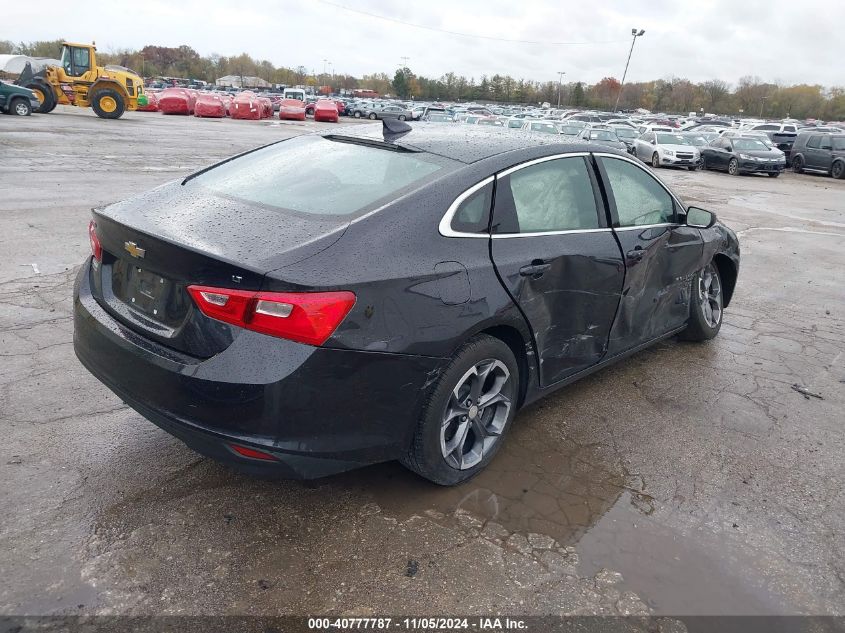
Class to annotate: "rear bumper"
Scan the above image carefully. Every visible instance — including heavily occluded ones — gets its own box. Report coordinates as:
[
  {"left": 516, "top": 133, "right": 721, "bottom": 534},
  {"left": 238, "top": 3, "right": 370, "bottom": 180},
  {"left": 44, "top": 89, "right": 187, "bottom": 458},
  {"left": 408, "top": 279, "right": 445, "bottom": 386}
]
[{"left": 73, "top": 260, "right": 443, "bottom": 478}]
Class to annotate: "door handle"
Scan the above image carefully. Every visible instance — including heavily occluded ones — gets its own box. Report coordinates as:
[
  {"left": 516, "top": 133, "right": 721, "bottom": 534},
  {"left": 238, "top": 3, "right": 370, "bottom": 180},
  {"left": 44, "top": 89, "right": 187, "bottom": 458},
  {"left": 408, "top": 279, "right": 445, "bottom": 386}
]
[
  {"left": 626, "top": 248, "right": 646, "bottom": 261},
  {"left": 519, "top": 261, "right": 552, "bottom": 277}
]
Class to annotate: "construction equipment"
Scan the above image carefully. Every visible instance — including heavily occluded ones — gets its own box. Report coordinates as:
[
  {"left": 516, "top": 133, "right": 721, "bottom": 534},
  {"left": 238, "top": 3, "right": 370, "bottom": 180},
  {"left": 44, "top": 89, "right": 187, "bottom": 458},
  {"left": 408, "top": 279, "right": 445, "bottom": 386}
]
[{"left": 17, "top": 42, "right": 144, "bottom": 119}]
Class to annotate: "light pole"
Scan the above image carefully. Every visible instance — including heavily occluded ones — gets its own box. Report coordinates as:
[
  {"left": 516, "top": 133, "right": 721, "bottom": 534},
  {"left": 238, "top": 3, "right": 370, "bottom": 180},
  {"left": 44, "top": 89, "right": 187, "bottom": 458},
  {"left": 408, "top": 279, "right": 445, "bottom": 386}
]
[
  {"left": 557, "top": 71, "right": 566, "bottom": 109},
  {"left": 759, "top": 96, "right": 768, "bottom": 118},
  {"left": 614, "top": 28, "right": 645, "bottom": 113}
]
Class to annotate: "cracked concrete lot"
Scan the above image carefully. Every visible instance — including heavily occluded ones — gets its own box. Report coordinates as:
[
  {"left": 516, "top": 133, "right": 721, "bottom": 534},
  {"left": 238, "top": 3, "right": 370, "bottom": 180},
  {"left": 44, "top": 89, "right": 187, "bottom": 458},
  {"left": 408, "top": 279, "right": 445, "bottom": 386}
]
[{"left": 1, "top": 109, "right": 843, "bottom": 619}]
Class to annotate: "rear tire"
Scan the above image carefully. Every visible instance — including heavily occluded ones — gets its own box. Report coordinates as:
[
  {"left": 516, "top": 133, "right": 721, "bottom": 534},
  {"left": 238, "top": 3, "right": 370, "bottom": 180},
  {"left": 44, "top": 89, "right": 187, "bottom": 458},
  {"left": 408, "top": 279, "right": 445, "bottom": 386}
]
[
  {"left": 679, "top": 261, "right": 723, "bottom": 342},
  {"left": 398, "top": 114, "right": 406, "bottom": 121},
  {"left": 11, "top": 97, "right": 31, "bottom": 116},
  {"left": 792, "top": 156, "right": 804, "bottom": 174},
  {"left": 767, "top": 172, "right": 780, "bottom": 178},
  {"left": 401, "top": 335, "right": 519, "bottom": 486},
  {"left": 832, "top": 160, "right": 845, "bottom": 180},
  {"left": 687, "top": 166, "right": 696, "bottom": 171},
  {"left": 91, "top": 88, "right": 125, "bottom": 119}
]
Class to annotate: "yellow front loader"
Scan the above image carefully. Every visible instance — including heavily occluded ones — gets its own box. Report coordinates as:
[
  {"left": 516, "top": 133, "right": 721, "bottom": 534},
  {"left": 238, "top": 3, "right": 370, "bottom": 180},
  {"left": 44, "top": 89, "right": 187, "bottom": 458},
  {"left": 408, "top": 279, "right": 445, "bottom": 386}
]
[{"left": 18, "top": 42, "right": 144, "bottom": 119}]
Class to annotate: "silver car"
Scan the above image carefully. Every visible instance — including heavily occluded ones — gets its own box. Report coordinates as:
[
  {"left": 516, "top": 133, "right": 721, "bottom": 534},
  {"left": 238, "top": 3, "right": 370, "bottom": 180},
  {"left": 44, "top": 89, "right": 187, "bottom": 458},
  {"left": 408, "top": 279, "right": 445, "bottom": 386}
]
[{"left": 367, "top": 105, "right": 412, "bottom": 121}]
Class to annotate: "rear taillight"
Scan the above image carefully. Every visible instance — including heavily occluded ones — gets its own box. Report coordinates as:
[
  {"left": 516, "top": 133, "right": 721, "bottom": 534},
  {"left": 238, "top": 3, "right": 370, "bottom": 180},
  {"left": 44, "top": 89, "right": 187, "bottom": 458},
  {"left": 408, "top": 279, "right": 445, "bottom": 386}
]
[
  {"left": 187, "top": 285, "right": 355, "bottom": 346},
  {"left": 229, "top": 444, "right": 278, "bottom": 461},
  {"left": 88, "top": 220, "right": 102, "bottom": 262}
]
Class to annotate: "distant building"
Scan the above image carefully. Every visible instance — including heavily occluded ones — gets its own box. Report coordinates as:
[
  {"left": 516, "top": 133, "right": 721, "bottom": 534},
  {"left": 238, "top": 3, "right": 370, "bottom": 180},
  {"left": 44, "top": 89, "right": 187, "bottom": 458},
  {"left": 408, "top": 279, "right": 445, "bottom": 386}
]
[
  {"left": 353, "top": 89, "right": 379, "bottom": 99},
  {"left": 215, "top": 75, "right": 271, "bottom": 89}
]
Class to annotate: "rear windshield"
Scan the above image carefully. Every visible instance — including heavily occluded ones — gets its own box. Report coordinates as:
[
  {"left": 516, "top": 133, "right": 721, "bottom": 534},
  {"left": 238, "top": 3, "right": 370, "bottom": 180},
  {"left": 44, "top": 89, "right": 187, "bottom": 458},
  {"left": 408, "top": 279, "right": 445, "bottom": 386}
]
[
  {"left": 588, "top": 130, "right": 617, "bottom": 141},
  {"left": 189, "top": 136, "right": 451, "bottom": 216}
]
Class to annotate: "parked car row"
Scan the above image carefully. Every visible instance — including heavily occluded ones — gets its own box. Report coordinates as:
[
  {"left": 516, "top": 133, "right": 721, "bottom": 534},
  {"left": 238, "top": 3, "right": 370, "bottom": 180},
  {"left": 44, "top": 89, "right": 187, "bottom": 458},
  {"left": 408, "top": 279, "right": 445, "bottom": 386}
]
[{"left": 137, "top": 87, "right": 342, "bottom": 124}]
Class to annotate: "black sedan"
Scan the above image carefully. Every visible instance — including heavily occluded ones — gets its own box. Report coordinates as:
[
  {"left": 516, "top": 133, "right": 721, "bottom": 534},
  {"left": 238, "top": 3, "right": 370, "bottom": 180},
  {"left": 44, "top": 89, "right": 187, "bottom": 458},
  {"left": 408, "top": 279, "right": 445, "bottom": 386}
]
[
  {"left": 74, "top": 125, "right": 740, "bottom": 485},
  {"left": 701, "top": 136, "right": 787, "bottom": 177}
]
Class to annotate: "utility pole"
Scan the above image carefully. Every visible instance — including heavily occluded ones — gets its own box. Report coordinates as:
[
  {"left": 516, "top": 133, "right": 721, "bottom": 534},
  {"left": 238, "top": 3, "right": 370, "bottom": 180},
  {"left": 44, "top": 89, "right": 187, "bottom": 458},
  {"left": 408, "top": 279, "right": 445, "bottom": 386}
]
[
  {"left": 759, "top": 96, "right": 768, "bottom": 118},
  {"left": 557, "top": 71, "right": 566, "bottom": 109},
  {"left": 614, "top": 28, "right": 645, "bottom": 113},
  {"left": 399, "top": 56, "right": 410, "bottom": 70}
]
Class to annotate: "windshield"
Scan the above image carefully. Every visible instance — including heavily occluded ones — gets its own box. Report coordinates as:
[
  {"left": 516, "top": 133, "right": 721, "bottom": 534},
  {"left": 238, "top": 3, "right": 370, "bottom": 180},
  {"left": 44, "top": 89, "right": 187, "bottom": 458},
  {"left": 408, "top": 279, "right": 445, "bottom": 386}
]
[
  {"left": 613, "top": 127, "right": 637, "bottom": 139},
  {"left": 189, "top": 136, "right": 451, "bottom": 216},
  {"left": 589, "top": 130, "right": 617, "bottom": 141},
  {"left": 733, "top": 139, "right": 768, "bottom": 151},
  {"left": 530, "top": 123, "right": 558, "bottom": 134},
  {"left": 656, "top": 134, "right": 691, "bottom": 145},
  {"left": 559, "top": 126, "right": 581, "bottom": 135}
]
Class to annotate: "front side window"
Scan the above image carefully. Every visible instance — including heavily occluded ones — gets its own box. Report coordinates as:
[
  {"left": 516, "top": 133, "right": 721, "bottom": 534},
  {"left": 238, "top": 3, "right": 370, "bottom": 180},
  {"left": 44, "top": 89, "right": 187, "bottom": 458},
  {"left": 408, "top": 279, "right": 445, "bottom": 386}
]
[
  {"left": 599, "top": 157, "right": 675, "bottom": 227},
  {"left": 807, "top": 136, "right": 821, "bottom": 149},
  {"left": 493, "top": 157, "right": 600, "bottom": 234}
]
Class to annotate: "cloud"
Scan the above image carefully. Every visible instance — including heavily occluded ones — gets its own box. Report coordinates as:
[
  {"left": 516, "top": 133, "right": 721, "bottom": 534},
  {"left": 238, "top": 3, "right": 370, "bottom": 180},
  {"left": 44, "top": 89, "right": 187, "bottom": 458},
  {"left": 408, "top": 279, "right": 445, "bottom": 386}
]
[{"left": 2, "top": 0, "right": 840, "bottom": 86}]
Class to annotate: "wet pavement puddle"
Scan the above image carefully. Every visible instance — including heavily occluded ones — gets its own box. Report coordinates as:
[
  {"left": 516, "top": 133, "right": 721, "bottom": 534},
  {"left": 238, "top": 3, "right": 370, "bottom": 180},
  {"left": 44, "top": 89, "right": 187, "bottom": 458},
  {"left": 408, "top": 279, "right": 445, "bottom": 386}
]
[{"left": 338, "top": 412, "right": 794, "bottom": 615}]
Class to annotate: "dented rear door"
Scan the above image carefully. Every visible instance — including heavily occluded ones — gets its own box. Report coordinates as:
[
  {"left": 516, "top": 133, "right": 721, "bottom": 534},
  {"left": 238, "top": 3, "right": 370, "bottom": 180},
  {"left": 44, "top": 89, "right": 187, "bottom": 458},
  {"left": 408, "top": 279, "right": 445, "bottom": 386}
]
[{"left": 489, "top": 154, "right": 625, "bottom": 387}]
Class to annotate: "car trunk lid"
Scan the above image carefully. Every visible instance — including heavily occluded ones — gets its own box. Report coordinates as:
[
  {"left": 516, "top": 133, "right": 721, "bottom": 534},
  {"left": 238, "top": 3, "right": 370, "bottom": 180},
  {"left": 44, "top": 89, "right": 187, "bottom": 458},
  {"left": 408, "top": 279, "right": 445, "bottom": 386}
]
[{"left": 91, "top": 182, "right": 348, "bottom": 358}]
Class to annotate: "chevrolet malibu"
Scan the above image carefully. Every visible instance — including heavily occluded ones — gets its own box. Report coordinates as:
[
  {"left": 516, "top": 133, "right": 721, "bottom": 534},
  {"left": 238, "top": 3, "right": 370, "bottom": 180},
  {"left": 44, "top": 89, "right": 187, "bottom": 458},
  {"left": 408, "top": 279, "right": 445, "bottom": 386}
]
[{"left": 74, "top": 125, "right": 740, "bottom": 485}]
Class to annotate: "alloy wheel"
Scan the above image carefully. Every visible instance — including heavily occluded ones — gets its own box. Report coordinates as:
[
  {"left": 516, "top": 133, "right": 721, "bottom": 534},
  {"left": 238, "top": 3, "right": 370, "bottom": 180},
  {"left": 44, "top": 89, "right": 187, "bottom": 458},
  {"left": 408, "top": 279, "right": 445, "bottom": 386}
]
[
  {"left": 440, "top": 359, "right": 512, "bottom": 470},
  {"left": 728, "top": 159, "right": 738, "bottom": 175},
  {"left": 652, "top": 153, "right": 660, "bottom": 168},
  {"left": 699, "top": 263, "right": 723, "bottom": 328},
  {"left": 14, "top": 102, "right": 29, "bottom": 116}
]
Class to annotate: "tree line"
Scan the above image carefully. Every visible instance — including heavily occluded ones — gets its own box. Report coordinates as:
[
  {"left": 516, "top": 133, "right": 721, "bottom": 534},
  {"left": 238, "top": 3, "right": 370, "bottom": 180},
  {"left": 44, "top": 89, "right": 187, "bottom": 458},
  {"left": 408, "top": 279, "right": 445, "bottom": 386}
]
[{"left": 2, "top": 39, "right": 843, "bottom": 120}]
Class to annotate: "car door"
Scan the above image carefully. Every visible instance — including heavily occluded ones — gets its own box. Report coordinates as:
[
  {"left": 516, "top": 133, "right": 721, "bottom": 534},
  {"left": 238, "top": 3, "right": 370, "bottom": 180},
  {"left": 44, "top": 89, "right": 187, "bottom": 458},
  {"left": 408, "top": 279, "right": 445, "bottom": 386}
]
[
  {"left": 635, "top": 132, "right": 654, "bottom": 159},
  {"left": 594, "top": 154, "right": 704, "bottom": 354},
  {"left": 817, "top": 136, "right": 834, "bottom": 172},
  {"left": 489, "top": 154, "right": 625, "bottom": 387},
  {"left": 802, "top": 135, "right": 820, "bottom": 169}
]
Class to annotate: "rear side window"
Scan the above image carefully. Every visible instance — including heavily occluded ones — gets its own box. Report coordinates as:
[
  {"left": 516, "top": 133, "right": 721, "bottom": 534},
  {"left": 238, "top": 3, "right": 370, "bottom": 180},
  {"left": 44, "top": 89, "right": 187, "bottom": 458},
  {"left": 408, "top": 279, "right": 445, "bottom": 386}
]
[
  {"left": 190, "top": 136, "right": 451, "bottom": 216},
  {"left": 493, "top": 157, "right": 601, "bottom": 234},
  {"left": 599, "top": 157, "right": 675, "bottom": 227},
  {"left": 819, "top": 137, "right": 832, "bottom": 150},
  {"left": 450, "top": 181, "right": 493, "bottom": 234}
]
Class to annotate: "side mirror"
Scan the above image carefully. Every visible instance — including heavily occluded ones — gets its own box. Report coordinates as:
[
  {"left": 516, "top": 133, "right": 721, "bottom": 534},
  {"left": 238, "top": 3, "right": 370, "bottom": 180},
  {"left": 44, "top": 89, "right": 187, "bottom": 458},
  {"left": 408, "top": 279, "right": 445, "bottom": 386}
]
[
  {"left": 725, "top": 146, "right": 733, "bottom": 152},
  {"left": 686, "top": 207, "right": 716, "bottom": 229}
]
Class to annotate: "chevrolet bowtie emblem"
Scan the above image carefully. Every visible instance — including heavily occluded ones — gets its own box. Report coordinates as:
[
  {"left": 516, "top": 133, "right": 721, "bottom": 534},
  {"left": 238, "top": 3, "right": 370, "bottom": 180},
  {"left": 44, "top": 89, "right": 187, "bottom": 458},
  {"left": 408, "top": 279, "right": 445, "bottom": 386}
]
[{"left": 124, "top": 241, "right": 145, "bottom": 258}]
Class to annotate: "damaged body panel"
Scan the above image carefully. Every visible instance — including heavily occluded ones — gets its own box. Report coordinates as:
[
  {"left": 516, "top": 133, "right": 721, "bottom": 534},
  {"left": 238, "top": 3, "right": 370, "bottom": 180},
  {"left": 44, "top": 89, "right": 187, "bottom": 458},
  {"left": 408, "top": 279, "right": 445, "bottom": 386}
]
[{"left": 74, "top": 127, "right": 739, "bottom": 480}]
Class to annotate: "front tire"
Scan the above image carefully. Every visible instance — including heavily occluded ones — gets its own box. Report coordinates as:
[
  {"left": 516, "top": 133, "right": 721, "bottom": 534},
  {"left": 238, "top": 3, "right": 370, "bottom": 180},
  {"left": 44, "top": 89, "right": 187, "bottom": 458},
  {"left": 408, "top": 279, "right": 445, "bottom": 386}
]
[
  {"left": 767, "top": 172, "right": 780, "bottom": 178},
  {"left": 728, "top": 158, "right": 739, "bottom": 176},
  {"left": 25, "top": 80, "right": 56, "bottom": 113},
  {"left": 91, "top": 88, "right": 125, "bottom": 119},
  {"left": 792, "top": 156, "right": 804, "bottom": 174},
  {"left": 353, "top": 111, "right": 361, "bottom": 118},
  {"left": 679, "top": 262, "right": 723, "bottom": 342},
  {"left": 651, "top": 152, "right": 660, "bottom": 168},
  {"left": 11, "top": 98, "right": 32, "bottom": 116},
  {"left": 398, "top": 114, "right": 406, "bottom": 121},
  {"left": 401, "top": 335, "right": 519, "bottom": 486},
  {"left": 368, "top": 112, "right": 377, "bottom": 120}
]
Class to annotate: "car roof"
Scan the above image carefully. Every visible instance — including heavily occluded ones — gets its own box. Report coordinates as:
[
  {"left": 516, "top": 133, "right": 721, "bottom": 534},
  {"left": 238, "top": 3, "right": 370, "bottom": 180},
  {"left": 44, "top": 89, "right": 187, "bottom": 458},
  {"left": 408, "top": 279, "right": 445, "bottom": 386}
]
[{"left": 320, "top": 124, "right": 598, "bottom": 164}]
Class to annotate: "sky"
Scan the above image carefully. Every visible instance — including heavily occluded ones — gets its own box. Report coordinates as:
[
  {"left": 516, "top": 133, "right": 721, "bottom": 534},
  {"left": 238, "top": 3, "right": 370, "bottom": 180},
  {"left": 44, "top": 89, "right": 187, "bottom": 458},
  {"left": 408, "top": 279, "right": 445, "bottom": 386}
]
[{"left": 2, "top": 0, "right": 840, "bottom": 87}]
